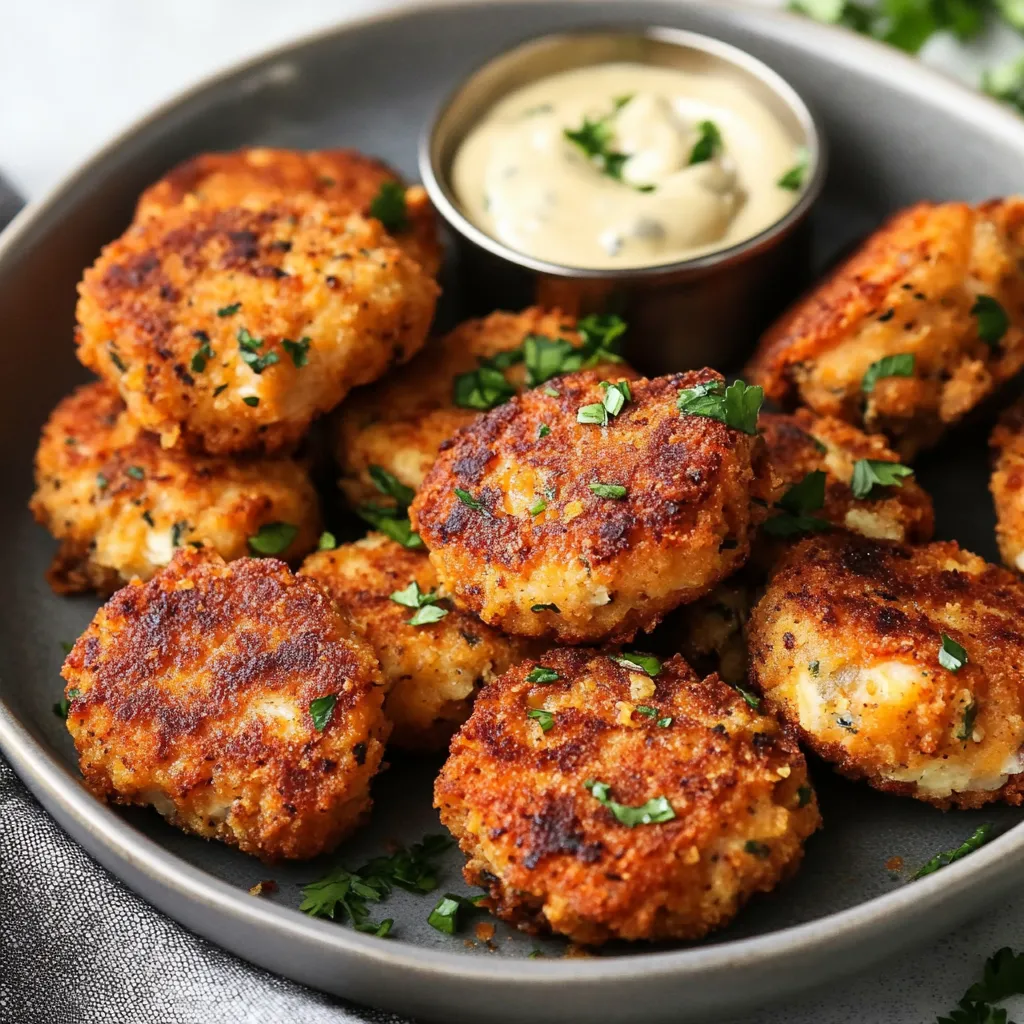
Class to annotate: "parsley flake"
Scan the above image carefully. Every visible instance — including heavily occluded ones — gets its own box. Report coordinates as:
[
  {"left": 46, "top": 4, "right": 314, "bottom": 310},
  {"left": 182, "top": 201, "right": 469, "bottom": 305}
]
[
  {"left": 369, "top": 180, "right": 408, "bottom": 232},
  {"left": 237, "top": 327, "right": 280, "bottom": 374},
  {"left": 191, "top": 337, "right": 214, "bottom": 372},
  {"left": 96, "top": 472, "right": 109, "bottom": 491},
  {"left": 861, "top": 352, "right": 915, "bottom": 393},
  {"left": 369, "top": 465, "right": 416, "bottom": 507},
  {"left": 611, "top": 652, "right": 662, "bottom": 676},
  {"left": 390, "top": 579, "right": 449, "bottom": 626},
  {"left": 688, "top": 120, "right": 722, "bottom": 165},
  {"left": 217, "top": 303, "right": 241, "bottom": 317},
  {"left": 248, "top": 521, "right": 298, "bottom": 555},
  {"left": 939, "top": 634, "right": 968, "bottom": 673},
  {"left": 282, "top": 336, "right": 311, "bottom": 368},
  {"left": 677, "top": 379, "right": 763, "bottom": 435},
  {"left": 850, "top": 458, "right": 914, "bottom": 499},
  {"left": 971, "top": 294, "right": 1010, "bottom": 346},
  {"left": 584, "top": 779, "right": 676, "bottom": 827},
  {"left": 763, "top": 469, "right": 831, "bottom": 537},
  {"left": 53, "top": 688, "right": 82, "bottom": 720},
  {"left": 537, "top": 424, "right": 551, "bottom": 438},
  {"left": 309, "top": 694, "right": 338, "bottom": 732},
  {"left": 318, "top": 531, "right": 337, "bottom": 551},
  {"left": 357, "top": 504, "right": 422, "bottom": 548},
  {"left": 125, "top": 465, "right": 145, "bottom": 481},
  {"left": 957, "top": 701, "right": 978, "bottom": 742},
  {"left": 531, "top": 603, "right": 560, "bottom": 613},
  {"left": 454, "top": 488, "right": 491, "bottom": 515},
  {"left": 242, "top": 396, "right": 259, "bottom": 407},
  {"left": 453, "top": 354, "right": 519, "bottom": 411},
  {"left": 777, "top": 146, "right": 810, "bottom": 190},
  {"left": 526, "top": 666, "right": 560, "bottom": 684},
  {"left": 589, "top": 481, "right": 627, "bottom": 500},
  {"left": 528, "top": 497, "right": 547, "bottom": 516},
  {"left": 427, "top": 893, "right": 483, "bottom": 935},
  {"left": 913, "top": 823, "right": 993, "bottom": 879},
  {"left": 527, "top": 708, "right": 555, "bottom": 732}
]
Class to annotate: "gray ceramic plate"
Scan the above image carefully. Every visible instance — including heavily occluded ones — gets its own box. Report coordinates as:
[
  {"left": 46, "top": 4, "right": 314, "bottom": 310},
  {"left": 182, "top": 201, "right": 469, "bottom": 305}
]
[{"left": 3, "top": 2, "right": 1024, "bottom": 1021}]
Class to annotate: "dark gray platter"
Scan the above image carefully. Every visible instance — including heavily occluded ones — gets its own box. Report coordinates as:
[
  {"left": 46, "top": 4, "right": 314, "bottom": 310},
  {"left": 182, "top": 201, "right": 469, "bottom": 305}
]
[{"left": 3, "top": 2, "right": 1024, "bottom": 1022}]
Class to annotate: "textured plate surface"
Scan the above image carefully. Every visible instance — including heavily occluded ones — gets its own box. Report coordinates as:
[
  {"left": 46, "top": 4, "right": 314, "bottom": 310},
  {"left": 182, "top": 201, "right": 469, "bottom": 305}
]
[{"left": 3, "top": 2, "right": 1024, "bottom": 1022}]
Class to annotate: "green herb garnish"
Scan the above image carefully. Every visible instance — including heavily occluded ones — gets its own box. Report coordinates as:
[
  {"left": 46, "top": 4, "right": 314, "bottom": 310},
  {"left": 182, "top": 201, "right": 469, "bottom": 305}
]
[
  {"left": 850, "top": 458, "right": 914, "bottom": 498},
  {"left": 282, "top": 336, "right": 311, "bottom": 367},
  {"left": 861, "top": 353, "right": 915, "bottom": 393},
  {"left": 939, "top": 633, "right": 969, "bottom": 673},
  {"left": 191, "top": 337, "right": 214, "bottom": 372},
  {"left": 242, "top": 396, "right": 260, "bottom": 407},
  {"left": 309, "top": 694, "right": 338, "bottom": 732},
  {"left": 677, "top": 379, "right": 763, "bottom": 435},
  {"left": 584, "top": 779, "right": 676, "bottom": 827},
  {"left": 237, "top": 327, "right": 280, "bottom": 374},
  {"left": 368, "top": 465, "right": 416, "bottom": 507},
  {"left": 611, "top": 653, "right": 662, "bottom": 677},
  {"left": 357, "top": 504, "right": 422, "bottom": 548},
  {"left": 526, "top": 666, "right": 560, "bottom": 684},
  {"left": 589, "top": 481, "right": 627, "bottom": 500},
  {"left": 527, "top": 708, "right": 555, "bottom": 732},
  {"left": 777, "top": 146, "right": 810, "bottom": 190},
  {"left": 762, "top": 469, "right": 831, "bottom": 537},
  {"left": 528, "top": 497, "right": 547, "bottom": 516},
  {"left": 217, "top": 303, "right": 241, "bottom": 317},
  {"left": 390, "top": 579, "right": 448, "bottom": 626},
  {"left": 913, "top": 823, "right": 993, "bottom": 879},
  {"left": 125, "top": 465, "right": 145, "bottom": 481},
  {"left": 248, "top": 521, "right": 298, "bottom": 555},
  {"left": 531, "top": 603, "right": 560, "bottom": 613},
  {"left": 318, "top": 531, "right": 337, "bottom": 551},
  {"left": 744, "top": 840, "right": 772, "bottom": 858},
  {"left": 53, "top": 688, "right": 82, "bottom": 720},
  {"left": 369, "top": 180, "right": 408, "bottom": 232},
  {"left": 971, "top": 295, "right": 1010, "bottom": 346},
  {"left": 957, "top": 701, "right": 978, "bottom": 741},
  {"left": 688, "top": 120, "right": 722, "bottom": 165},
  {"left": 454, "top": 487, "right": 490, "bottom": 515}
]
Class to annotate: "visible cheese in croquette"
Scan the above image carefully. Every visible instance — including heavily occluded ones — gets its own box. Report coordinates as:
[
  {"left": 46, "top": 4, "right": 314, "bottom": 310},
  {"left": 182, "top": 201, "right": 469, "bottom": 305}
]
[
  {"left": 300, "top": 532, "right": 539, "bottom": 750},
  {"left": 434, "top": 650, "right": 820, "bottom": 945},
  {"left": 76, "top": 192, "right": 438, "bottom": 455},
  {"left": 61, "top": 549, "right": 389, "bottom": 860},
  {"left": 334, "top": 308, "right": 638, "bottom": 509},
  {"left": 749, "top": 533, "right": 1024, "bottom": 807},
  {"left": 410, "top": 370, "right": 774, "bottom": 644},
  {"left": 746, "top": 199, "right": 1024, "bottom": 459},
  {"left": 134, "top": 147, "right": 442, "bottom": 276},
  {"left": 31, "top": 381, "right": 320, "bottom": 594}
]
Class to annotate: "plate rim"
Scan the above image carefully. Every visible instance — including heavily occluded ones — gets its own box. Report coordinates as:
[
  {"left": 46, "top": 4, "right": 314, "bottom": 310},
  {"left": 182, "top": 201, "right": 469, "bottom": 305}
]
[{"left": 4, "top": 0, "right": 1024, "bottom": 1003}]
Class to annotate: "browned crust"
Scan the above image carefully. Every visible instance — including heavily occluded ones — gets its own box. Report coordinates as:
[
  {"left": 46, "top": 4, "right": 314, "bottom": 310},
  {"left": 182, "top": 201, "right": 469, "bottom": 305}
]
[
  {"left": 62, "top": 549, "right": 389, "bottom": 860},
  {"left": 435, "top": 650, "right": 820, "bottom": 944}
]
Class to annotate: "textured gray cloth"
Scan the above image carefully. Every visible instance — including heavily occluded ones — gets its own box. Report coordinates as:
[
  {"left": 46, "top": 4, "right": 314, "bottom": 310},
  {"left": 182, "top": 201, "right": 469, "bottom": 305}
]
[
  {"left": 0, "top": 175, "right": 405, "bottom": 1024},
  {"left": 0, "top": 757, "right": 406, "bottom": 1024}
]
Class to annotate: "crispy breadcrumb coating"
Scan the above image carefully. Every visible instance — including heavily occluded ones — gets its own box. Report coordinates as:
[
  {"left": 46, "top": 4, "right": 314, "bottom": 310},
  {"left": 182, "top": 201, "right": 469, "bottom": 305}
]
[
  {"left": 300, "top": 532, "right": 538, "bottom": 750},
  {"left": 990, "top": 399, "right": 1024, "bottom": 573},
  {"left": 410, "top": 370, "right": 773, "bottom": 644},
  {"left": 31, "top": 381, "right": 320, "bottom": 594},
  {"left": 749, "top": 533, "right": 1024, "bottom": 808},
  {"left": 334, "top": 308, "right": 636, "bottom": 509},
  {"left": 62, "top": 549, "right": 389, "bottom": 860},
  {"left": 134, "top": 147, "right": 441, "bottom": 276},
  {"left": 746, "top": 199, "right": 1024, "bottom": 459},
  {"left": 435, "top": 649, "right": 819, "bottom": 944},
  {"left": 76, "top": 193, "right": 438, "bottom": 455}
]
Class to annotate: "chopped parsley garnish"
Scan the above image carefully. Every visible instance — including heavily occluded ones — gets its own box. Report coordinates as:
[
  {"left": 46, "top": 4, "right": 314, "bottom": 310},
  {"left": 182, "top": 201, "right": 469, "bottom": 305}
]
[
  {"left": 108, "top": 345, "right": 127, "bottom": 372},
  {"left": 248, "top": 521, "right": 298, "bottom": 555},
  {"left": 744, "top": 840, "right": 772, "bottom": 858},
  {"left": 635, "top": 705, "right": 658, "bottom": 718},
  {"left": 537, "top": 424, "right": 551, "bottom": 438},
  {"left": 190, "top": 337, "right": 214, "bottom": 372},
  {"left": 531, "top": 603, "right": 560, "bottom": 613},
  {"left": 213, "top": 384, "right": 228, "bottom": 397},
  {"left": 526, "top": 666, "right": 560, "bottom": 684},
  {"left": 563, "top": 101, "right": 640, "bottom": 186},
  {"left": 318, "top": 531, "right": 337, "bottom": 550},
  {"left": 578, "top": 378, "right": 633, "bottom": 426},
  {"left": 936, "top": 944, "right": 1024, "bottom": 1023},
  {"left": 688, "top": 120, "right": 722, "bottom": 165},
  {"left": 170, "top": 520, "right": 189, "bottom": 547},
  {"left": 390, "top": 580, "right": 448, "bottom": 626},
  {"left": 763, "top": 469, "right": 831, "bottom": 537},
  {"left": 577, "top": 402, "right": 609, "bottom": 426},
  {"left": 141, "top": 510, "right": 155, "bottom": 527},
  {"left": 300, "top": 834, "right": 452, "bottom": 933},
  {"left": 528, "top": 497, "right": 547, "bottom": 516},
  {"left": 427, "top": 893, "right": 483, "bottom": 935},
  {"left": 217, "top": 303, "right": 241, "bottom": 317},
  {"left": 957, "top": 701, "right": 978, "bottom": 741},
  {"left": 357, "top": 504, "right": 422, "bottom": 548},
  {"left": 527, "top": 708, "right": 555, "bottom": 732},
  {"left": 53, "top": 688, "right": 81, "bottom": 720},
  {"left": 577, "top": 313, "right": 627, "bottom": 358},
  {"left": 971, "top": 294, "right": 1010, "bottom": 346},
  {"left": 125, "top": 465, "right": 145, "bottom": 481},
  {"left": 454, "top": 487, "right": 491, "bottom": 515},
  {"left": 453, "top": 353, "right": 519, "bottom": 411},
  {"left": 369, "top": 180, "right": 408, "bottom": 232},
  {"left": 96, "top": 472, "right": 109, "bottom": 491},
  {"left": 584, "top": 779, "right": 676, "bottom": 827},
  {"left": 611, "top": 652, "right": 662, "bottom": 677},
  {"left": 677, "top": 379, "right": 763, "bottom": 435},
  {"left": 861, "top": 352, "right": 915, "bottom": 393},
  {"left": 777, "top": 146, "right": 810, "bottom": 190},
  {"left": 368, "top": 465, "right": 416, "bottom": 507},
  {"left": 733, "top": 683, "right": 762, "bottom": 710},
  {"left": 242, "top": 396, "right": 260, "bottom": 407},
  {"left": 913, "top": 823, "right": 993, "bottom": 880},
  {"left": 237, "top": 327, "right": 280, "bottom": 374},
  {"left": 282, "top": 336, "right": 311, "bottom": 368},
  {"left": 850, "top": 458, "right": 914, "bottom": 499},
  {"left": 589, "top": 481, "right": 627, "bottom": 500},
  {"left": 543, "top": 386, "right": 560, "bottom": 397},
  {"left": 797, "top": 785, "right": 813, "bottom": 808},
  {"left": 809, "top": 660, "right": 820, "bottom": 676},
  {"left": 309, "top": 694, "right": 337, "bottom": 732},
  {"left": 939, "top": 633, "right": 968, "bottom": 673}
]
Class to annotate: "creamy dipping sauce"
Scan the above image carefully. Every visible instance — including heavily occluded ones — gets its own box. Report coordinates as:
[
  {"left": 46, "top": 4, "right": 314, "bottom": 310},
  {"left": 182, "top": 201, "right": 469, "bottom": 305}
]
[{"left": 452, "top": 61, "right": 807, "bottom": 269}]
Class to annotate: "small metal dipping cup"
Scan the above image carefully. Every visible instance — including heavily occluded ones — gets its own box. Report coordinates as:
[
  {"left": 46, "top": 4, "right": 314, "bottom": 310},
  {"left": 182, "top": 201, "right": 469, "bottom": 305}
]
[{"left": 420, "top": 27, "right": 826, "bottom": 374}]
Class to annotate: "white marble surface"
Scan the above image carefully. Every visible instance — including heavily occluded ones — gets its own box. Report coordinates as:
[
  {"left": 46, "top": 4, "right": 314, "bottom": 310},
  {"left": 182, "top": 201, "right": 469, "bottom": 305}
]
[{"left": 4, "top": 2, "right": 1024, "bottom": 1022}]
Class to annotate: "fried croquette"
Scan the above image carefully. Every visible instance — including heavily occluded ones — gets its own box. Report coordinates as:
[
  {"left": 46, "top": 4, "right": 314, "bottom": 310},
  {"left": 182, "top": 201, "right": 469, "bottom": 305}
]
[
  {"left": 30, "top": 381, "right": 320, "bottom": 594},
  {"left": 300, "top": 532, "right": 538, "bottom": 750},
  {"left": 676, "top": 410, "right": 933, "bottom": 684},
  {"left": 61, "top": 549, "right": 389, "bottom": 860},
  {"left": 749, "top": 533, "right": 1024, "bottom": 808},
  {"left": 410, "top": 370, "right": 773, "bottom": 644},
  {"left": 434, "top": 649, "right": 820, "bottom": 944},
  {"left": 990, "top": 400, "right": 1024, "bottom": 573},
  {"left": 134, "top": 147, "right": 441, "bottom": 276},
  {"left": 76, "top": 193, "right": 438, "bottom": 455},
  {"left": 746, "top": 199, "right": 1024, "bottom": 459},
  {"left": 334, "top": 308, "right": 637, "bottom": 509}
]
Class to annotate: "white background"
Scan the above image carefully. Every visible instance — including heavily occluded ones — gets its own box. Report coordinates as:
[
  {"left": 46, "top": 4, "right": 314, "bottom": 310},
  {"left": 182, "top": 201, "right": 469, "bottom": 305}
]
[{"left": 3, "top": 2, "right": 1024, "bottom": 1022}]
